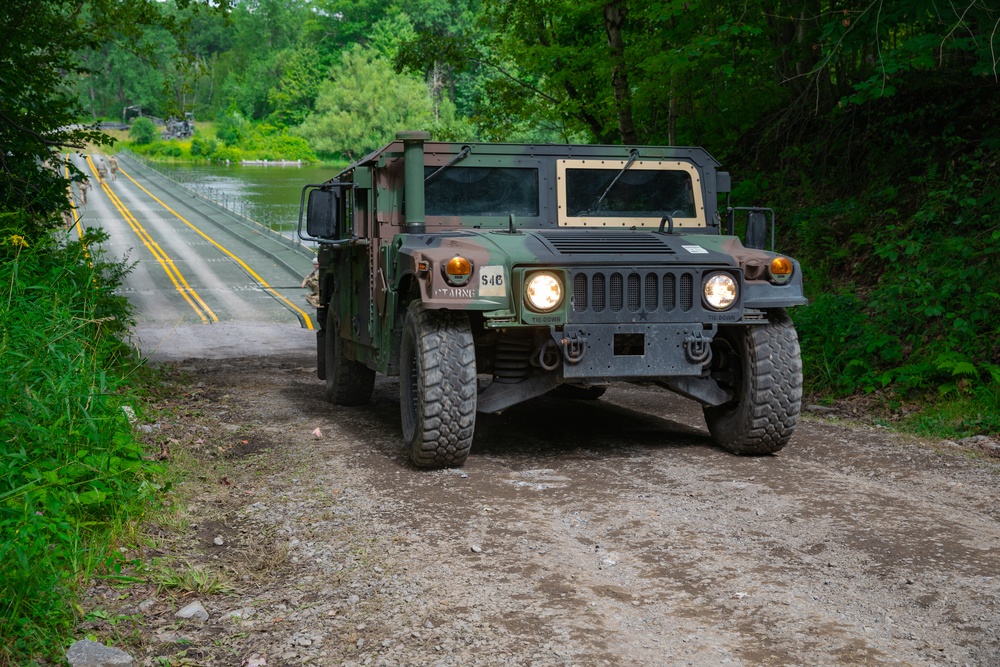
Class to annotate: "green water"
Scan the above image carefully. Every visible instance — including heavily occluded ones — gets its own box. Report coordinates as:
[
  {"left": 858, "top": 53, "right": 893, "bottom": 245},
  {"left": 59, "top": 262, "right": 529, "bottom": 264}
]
[{"left": 164, "top": 162, "right": 344, "bottom": 233}]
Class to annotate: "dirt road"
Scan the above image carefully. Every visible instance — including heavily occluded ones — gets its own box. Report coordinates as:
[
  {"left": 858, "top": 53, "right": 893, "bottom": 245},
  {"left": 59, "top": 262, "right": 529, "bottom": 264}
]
[{"left": 95, "top": 348, "right": 999, "bottom": 667}]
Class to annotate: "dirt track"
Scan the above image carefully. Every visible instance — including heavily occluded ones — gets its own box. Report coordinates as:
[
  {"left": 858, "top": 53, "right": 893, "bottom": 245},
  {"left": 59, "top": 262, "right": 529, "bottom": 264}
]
[{"left": 89, "top": 350, "right": 1000, "bottom": 667}]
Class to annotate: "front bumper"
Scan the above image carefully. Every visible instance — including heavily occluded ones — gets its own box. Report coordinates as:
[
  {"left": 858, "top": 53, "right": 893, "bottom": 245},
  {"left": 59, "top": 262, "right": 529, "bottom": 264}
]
[{"left": 555, "top": 322, "right": 716, "bottom": 381}]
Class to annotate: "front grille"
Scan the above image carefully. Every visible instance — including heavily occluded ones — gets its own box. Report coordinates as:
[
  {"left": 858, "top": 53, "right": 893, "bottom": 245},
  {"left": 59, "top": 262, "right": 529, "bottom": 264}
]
[
  {"left": 680, "top": 274, "right": 693, "bottom": 311},
  {"left": 571, "top": 268, "right": 700, "bottom": 323}
]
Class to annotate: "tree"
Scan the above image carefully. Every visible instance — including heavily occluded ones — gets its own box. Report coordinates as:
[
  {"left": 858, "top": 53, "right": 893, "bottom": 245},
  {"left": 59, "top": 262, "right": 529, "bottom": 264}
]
[
  {"left": 267, "top": 46, "right": 327, "bottom": 127},
  {"left": 73, "top": 27, "right": 178, "bottom": 119},
  {"left": 296, "top": 45, "right": 435, "bottom": 159},
  {"left": 445, "top": 0, "right": 1000, "bottom": 152}
]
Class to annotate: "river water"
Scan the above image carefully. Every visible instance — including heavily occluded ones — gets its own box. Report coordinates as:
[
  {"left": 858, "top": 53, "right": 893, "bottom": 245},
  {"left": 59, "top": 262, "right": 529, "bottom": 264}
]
[{"left": 148, "top": 161, "right": 344, "bottom": 234}]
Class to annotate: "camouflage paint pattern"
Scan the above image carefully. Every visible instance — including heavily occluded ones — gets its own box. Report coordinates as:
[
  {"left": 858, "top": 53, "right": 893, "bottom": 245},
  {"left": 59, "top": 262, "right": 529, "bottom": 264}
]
[{"left": 308, "top": 135, "right": 805, "bottom": 396}]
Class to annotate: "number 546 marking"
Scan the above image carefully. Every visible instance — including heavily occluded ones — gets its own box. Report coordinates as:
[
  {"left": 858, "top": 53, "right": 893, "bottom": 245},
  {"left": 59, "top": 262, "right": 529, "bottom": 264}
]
[{"left": 479, "top": 265, "right": 506, "bottom": 297}]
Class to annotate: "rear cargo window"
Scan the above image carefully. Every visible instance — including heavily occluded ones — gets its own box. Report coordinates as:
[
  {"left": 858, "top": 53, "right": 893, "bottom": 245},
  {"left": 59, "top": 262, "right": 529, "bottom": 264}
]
[{"left": 425, "top": 167, "right": 539, "bottom": 217}]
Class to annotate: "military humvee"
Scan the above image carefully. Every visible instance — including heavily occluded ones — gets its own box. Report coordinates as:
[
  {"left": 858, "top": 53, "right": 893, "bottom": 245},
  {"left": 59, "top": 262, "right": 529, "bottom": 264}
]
[
  {"left": 162, "top": 113, "right": 194, "bottom": 140},
  {"left": 299, "top": 131, "right": 805, "bottom": 468}
]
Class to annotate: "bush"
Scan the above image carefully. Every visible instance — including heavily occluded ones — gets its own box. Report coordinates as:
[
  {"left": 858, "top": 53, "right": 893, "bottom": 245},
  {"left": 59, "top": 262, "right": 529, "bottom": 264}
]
[
  {"left": 130, "top": 121, "right": 315, "bottom": 163},
  {"left": 128, "top": 117, "right": 156, "bottom": 145},
  {"left": 216, "top": 111, "right": 250, "bottom": 146},
  {"left": 190, "top": 136, "right": 217, "bottom": 157},
  {"left": 239, "top": 127, "right": 317, "bottom": 162},
  {"left": 212, "top": 145, "right": 242, "bottom": 163}
]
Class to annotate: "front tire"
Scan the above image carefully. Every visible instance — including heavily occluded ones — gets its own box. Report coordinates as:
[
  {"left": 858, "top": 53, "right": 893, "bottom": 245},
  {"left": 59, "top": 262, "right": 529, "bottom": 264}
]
[
  {"left": 400, "top": 301, "right": 477, "bottom": 468},
  {"left": 325, "top": 309, "right": 375, "bottom": 406},
  {"left": 703, "top": 309, "right": 802, "bottom": 454}
]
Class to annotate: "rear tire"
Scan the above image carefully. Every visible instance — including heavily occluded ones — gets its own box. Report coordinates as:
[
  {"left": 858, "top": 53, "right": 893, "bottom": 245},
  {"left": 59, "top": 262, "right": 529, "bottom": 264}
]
[
  {"left": 325, "top": 309, "right": 375, "bottom": 406},
  {"left": 400, "top": 301, "right": 477, "bottom": 468},
  {"left": 703, "top": 309, "right": 802, "bottom": 454}
]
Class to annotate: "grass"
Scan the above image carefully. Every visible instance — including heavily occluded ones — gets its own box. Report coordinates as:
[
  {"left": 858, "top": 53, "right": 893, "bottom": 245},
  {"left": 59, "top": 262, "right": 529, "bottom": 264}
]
[
  {"left": 898, "top": 389, "right": 1000, "bottom": 441},
  {"left": 0, "top": 226, "right": 162, "bottom": 666},
  {"left": 152, "top": 561, "right": 235, "bottom": 596}
]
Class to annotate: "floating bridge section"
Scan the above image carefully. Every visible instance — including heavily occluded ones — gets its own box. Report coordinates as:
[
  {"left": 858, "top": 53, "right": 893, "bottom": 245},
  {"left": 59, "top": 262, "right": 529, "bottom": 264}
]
[{"left": 67, "top": 152, "right": 321, "bottom": 359}]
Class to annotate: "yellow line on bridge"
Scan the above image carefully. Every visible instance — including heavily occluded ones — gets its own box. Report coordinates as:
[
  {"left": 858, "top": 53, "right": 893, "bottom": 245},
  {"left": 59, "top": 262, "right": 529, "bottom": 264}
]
[
  {"left": 85, "top": 155, "right": 217, "bottom": 324},
  {"left": 117, "top": 164, "right": 315, "bottom": 331}
]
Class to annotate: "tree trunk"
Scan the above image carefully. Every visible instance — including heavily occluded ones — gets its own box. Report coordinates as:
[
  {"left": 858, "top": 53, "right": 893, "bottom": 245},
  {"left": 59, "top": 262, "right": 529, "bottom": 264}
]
[
  {"left": 765, "top": 0, "right": 825, "bottom": 108},
  {"left": 604, "top": 1, "right": 638, "bottom": 144},
  {"left": 668, "top": 75, "right": 676, "bottom": 146}
]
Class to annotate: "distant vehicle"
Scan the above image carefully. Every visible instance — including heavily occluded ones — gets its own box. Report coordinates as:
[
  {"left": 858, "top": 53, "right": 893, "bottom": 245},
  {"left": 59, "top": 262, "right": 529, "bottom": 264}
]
[
  {"left": 299, "top": 131, "right": 806, "bottom": 468},
  {"left": 122, "top": 105, "right": 164, "bottom": 127},
  {"left": 162, "top": 113, "right": 194, "bottom": 140}
]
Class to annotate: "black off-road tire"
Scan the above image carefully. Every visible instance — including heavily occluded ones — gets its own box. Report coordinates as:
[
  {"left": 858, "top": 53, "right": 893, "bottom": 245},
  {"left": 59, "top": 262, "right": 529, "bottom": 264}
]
[
  {"left": 400, "top": 301, "right": 477, "bottom": 468},
  {"left": 555, "top": 384, "right": 608, "bottom": 400},
  {"left": 325, "top": 309, "right": 375, "bottom": 406},
  {"left": 703, "top": 309, "right": 802, "bottom": 455}
]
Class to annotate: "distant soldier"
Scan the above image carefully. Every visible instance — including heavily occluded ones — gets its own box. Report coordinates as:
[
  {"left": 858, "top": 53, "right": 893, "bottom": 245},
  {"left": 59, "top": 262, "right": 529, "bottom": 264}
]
[
  {"left": 97, "top": 159, "right": 107, "bottom": 182},
  {"left": 108, "top": 156, "right": 119, "bottom": 181},
  {"left": 301, "top": 257, "right": 320, "bottom": 308},
  {"left": 78, "top": 177, "right": 90, "bottom": 205}
]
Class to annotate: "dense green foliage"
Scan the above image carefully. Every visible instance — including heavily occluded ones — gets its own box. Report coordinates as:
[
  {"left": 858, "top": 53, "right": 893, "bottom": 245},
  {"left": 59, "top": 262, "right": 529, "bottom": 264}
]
[
  {"left": 129, "top": 120, "right": 318, "bottom": 163},
  {"left": 298, "top": 44, "right": 436, "bottom": 159},
  {"left": 69, "top": 0, "right": 1000, "bottom": 160},
  {"left": 774, "top": 85, "right": 1000, "bottom": 434},
  {"left": 0, "top": 229, "right": 160, "bottom": 665}
]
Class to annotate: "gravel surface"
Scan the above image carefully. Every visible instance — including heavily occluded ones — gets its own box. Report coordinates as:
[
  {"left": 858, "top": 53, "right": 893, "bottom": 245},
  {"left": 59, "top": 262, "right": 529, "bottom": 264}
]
[{"left": 80, "top": 339, "right": 1000, "bottom": 667}]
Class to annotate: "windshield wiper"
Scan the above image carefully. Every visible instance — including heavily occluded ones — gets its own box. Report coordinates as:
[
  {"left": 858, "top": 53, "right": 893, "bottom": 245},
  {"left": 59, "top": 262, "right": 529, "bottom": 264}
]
[
  {"left": 580, "top": 148, "right": 639, "bottom": 214},
  {"left": 425, "top": 145, "right": 472, "bottom": 184}
]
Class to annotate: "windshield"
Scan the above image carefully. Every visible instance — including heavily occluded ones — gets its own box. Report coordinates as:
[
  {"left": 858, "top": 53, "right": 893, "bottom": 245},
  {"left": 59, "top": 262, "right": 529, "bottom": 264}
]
[
  {"left": 565, "top": 168, "right": 696, "bottom": 218},
  {"left": 425, "top": 167, "right": 539, "bottom": 217}
]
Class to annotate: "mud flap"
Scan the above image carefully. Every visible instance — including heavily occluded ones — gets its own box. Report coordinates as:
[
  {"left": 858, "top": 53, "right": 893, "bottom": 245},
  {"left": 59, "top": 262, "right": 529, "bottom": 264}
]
[{"left": 316, "top": 328, "right": 326, "bottom": 380}]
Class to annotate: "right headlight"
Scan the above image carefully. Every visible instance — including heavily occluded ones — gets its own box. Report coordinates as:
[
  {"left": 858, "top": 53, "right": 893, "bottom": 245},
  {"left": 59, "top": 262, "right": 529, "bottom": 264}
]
[
  {"left": 525, "top": 272, "right": 563, "bottom": 312},
  {"left": 704, "top": 272, "right": 738, "bottom": 311}
]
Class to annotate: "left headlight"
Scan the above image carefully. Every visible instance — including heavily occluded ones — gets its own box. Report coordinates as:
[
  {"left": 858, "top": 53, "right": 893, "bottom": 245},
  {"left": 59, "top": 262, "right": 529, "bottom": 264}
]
[
  {"left": 525, "top": 272, "right": 563, "bottom": 312},
  {"left": 703, "top": 272, "right": 738, "bottom": 311}
]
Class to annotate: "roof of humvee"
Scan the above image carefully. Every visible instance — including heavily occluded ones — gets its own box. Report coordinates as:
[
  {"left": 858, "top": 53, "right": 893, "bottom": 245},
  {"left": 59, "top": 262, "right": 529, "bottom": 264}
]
[{"left": 342, "top": 139, "right": 722, "bottom": 174}]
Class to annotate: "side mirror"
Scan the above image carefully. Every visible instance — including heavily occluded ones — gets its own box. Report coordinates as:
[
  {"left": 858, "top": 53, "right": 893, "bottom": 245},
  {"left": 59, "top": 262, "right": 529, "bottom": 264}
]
[
  {"left": 306, "top": 188, "right": 339, "bottom": 239},
  {"left": 726, "top": 206, "right": 775, "bottom": 250},
  {"left": 716, "top": 171, "right": 731, "bottom": 194},
  {"left": 745, "top": 209, "right": 768, "bottom": 250}
]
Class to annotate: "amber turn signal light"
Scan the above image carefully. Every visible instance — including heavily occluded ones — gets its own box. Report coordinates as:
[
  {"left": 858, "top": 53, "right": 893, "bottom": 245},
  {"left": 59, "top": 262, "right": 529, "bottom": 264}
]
[
  {"left": 443, "top": 256, "right": 473, "bottom": 286},
  {"left": 446, "top": 256, "right": 472, "bottom": 276},
  {"left": 769, "top": 256, "right": 793, "bottom": 284}
]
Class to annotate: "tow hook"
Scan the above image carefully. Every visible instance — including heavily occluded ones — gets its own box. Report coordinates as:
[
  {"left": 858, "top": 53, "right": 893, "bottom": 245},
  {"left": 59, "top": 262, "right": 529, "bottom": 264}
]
[
  {"left": 684, "top": 332, "right": 712, "bottom": 365},
  {"left": 558, "top": 330, "right": 587, "bottom": 364}
]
